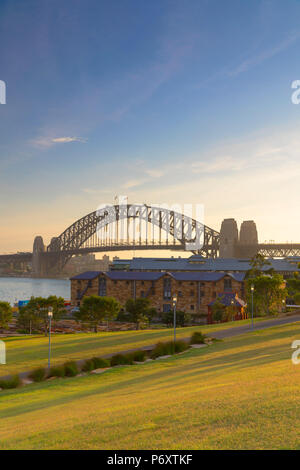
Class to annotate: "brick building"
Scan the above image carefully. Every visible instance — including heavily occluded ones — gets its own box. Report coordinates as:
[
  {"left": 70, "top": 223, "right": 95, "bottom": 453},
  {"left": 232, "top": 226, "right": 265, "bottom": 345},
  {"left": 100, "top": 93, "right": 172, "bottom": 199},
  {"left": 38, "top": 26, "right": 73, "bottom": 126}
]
[{"left": 70, "top": 270, "right": 246, "bottom": 322}]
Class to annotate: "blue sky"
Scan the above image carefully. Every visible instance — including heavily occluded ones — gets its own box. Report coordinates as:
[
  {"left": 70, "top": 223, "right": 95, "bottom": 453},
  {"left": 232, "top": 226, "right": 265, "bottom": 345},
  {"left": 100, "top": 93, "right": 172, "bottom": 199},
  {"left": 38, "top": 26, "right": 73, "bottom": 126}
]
[{"left": 1, "top": 0, "right": 300, "bottom": 252}]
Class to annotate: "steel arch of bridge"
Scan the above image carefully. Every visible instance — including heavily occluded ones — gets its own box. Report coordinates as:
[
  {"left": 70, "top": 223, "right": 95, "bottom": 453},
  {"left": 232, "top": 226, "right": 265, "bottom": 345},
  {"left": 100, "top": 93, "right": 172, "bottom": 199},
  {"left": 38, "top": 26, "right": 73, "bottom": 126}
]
[{"left": 47, "top": 204, "right": 220, "bottom": 267}]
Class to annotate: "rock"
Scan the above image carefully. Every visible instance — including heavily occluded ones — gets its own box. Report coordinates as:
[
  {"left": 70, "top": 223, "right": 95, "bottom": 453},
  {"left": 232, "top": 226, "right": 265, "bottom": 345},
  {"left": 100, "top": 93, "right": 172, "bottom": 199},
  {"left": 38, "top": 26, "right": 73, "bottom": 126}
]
[
  {"left": 91, "top": 368, "right": 111, "bottom": 374},
  {"left": 22, "top": 378, "right": 33, "bottom": 385},
  {"left": 191, "top": 344, "right": 208, "bottom": 348}
]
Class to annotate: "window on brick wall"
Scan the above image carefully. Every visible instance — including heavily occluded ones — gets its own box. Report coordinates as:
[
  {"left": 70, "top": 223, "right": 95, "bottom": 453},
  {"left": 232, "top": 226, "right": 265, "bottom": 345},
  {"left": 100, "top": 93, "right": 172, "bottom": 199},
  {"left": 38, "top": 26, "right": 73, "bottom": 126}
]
[
  {"left": 141, "top": 291, "right": 145, "bottom": 298},
  {"left": 224, "top": 278, "right": 232, "bottom": 291},
  {"left": 190, "top": 290, "right": 195, "bottom": 296},
  {"left": 190, "top": 305, "right": 195, "bottom": 310},
  {"left": 178, "top": 291, "right": 183, "bottom": 297},
  {"left": 88, "top": 280, "right": 92, "bottom": 288},
  {"left": 163, "top": 278, "right": 171, "bottom": 300},
  {"left": 99, "top": 278, "right": 106, "bottom": 296},
  {"left": 151, "top": 281, "right": 155, "bottom": 295},
  {"left": 163, "top": 304, "right": 172, "bottom": 313}
]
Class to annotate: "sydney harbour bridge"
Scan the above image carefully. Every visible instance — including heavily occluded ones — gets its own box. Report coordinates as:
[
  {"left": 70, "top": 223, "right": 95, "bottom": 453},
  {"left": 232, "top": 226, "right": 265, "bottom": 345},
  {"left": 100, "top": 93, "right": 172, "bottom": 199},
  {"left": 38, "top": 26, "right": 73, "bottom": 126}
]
[{"left": 1, "top": 203, "right": 300, "bottom": 277}]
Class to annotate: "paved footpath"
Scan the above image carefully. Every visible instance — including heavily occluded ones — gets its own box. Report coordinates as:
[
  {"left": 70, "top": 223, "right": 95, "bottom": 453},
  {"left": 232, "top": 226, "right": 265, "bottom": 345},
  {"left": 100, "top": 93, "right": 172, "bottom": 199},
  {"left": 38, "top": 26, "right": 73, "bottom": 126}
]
[
  {"left": 1, "top": 313, "right": 300, "bottom": 382},
  {"left": 211, "top": 313, "right": 300, "bottom": 339}
]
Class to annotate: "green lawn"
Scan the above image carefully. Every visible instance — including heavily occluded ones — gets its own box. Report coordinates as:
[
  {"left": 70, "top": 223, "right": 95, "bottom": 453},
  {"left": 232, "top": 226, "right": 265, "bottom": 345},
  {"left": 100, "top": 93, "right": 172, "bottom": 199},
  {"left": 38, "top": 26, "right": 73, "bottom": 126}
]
[
  {"left": 0, "top": 322, "right": 300, "bottom": 449},
  {"left": 0, "top": 317, "right": 267, "bottom": 376}
]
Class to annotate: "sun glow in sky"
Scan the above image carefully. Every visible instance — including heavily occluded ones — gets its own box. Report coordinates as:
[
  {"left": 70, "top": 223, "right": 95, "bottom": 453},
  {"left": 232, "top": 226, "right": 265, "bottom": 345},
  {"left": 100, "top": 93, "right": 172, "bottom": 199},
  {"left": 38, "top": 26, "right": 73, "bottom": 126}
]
[{"left": 1, "top": 0, "right": 300, "bottom": 253}]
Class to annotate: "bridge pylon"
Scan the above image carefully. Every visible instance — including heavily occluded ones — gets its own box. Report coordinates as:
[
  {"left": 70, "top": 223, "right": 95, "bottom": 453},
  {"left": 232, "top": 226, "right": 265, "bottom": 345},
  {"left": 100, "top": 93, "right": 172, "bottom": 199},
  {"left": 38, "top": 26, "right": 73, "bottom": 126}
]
[{"left": 32, "top": 236, "right": 47, "bottom": 277}]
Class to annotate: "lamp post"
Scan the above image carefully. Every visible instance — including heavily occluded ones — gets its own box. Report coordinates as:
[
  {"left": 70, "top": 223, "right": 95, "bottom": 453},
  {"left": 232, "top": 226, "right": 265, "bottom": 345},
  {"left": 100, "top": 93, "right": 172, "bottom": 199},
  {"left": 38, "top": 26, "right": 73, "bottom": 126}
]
[
  {"left": 231, "top": 298, "right": 235, "bottom": 321},
  {"left": 250, "top": 284, "right": 254, "bottom": 330},
  {"left": 172, "top": 294, "right": 177, "bottom": 343},
  {"left": 48, "top": 307, "right": 53, "bottom": 369}
]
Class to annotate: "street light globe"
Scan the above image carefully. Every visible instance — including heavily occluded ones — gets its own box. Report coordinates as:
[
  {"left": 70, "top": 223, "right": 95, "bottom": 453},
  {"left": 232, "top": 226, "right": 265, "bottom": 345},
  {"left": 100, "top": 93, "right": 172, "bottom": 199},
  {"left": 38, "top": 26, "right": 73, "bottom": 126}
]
[
  {"left": 48, "top": 307, "right": 53, "bottom": 318},
  {"left": 172, "top": 294, "right": 177, "bottom": 305},
  {"left": 251, "top": 284, "right": 254, "bottom": 292}
]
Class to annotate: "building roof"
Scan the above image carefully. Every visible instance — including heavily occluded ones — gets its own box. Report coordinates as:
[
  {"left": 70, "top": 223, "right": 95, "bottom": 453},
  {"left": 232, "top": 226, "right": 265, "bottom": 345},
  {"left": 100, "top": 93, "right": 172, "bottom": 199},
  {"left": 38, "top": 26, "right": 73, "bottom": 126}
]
[
  {"left": 70, "top": 270, "right": 245, "bottom": 282},
  {"left": 113, "top": 256, "right": 300, "bottom": 273},
  {"left": 105, "top": 271, "right": 165, "bottom": 281},
  {"left": 70, "top": 271, "right": 102, "bottom": 280},
  {"left": 169, "top": 272, "right": 245, "bottom": 282},
  {"left": 209, "top": 293, "right": 246, "bottom": 307}
]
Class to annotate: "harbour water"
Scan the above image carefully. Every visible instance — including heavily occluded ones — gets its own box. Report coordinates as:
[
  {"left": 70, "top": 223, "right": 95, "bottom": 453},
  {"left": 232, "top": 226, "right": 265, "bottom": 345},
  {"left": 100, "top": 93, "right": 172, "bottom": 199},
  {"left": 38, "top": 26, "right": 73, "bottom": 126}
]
[{"left": 0, "top": 277, "right": 70, "bottom": 305}]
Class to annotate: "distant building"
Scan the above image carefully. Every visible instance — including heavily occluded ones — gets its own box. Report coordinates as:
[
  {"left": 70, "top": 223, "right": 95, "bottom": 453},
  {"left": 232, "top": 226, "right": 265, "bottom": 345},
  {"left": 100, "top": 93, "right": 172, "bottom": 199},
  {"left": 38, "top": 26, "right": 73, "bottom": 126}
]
[
  {"left": 110, "top": 255, "right": 300, "bottom": 277},
  {"left": 70, "top": 270, "right": 245, "bottom": 322},
  {"left": 63, "top": 254, "right": 110, "bottom": 276}
]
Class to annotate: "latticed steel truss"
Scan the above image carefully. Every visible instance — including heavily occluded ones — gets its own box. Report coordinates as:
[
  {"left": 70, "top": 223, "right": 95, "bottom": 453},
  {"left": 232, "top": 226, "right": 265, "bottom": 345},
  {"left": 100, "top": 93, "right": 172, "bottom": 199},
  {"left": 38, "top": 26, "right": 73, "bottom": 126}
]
[{"left": 47, "top": 204, "right": 220, "bottom": 267}]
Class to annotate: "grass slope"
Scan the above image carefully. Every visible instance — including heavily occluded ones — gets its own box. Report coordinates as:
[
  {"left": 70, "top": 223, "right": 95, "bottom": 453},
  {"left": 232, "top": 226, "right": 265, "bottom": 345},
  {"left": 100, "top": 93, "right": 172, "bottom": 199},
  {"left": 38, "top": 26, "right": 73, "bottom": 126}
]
[
  {"left": 0, "top": 322, "right": 300, "bottom": 449},
  {"left": 0, "top": 318, "right": 266, "bottom": 376}
]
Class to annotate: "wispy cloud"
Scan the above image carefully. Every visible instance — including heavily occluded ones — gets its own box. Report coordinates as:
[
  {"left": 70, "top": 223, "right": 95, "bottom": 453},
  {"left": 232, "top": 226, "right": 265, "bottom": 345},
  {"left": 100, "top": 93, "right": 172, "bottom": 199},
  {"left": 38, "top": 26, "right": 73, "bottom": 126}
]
[
  {"left": 30, "top": 136, "right": 87, "bottom": 148},
  {"left": 145, "top": 168, "right": 164, "bottom": 178},
  {"left": 227, "top": 31, "right": 300, "bottom": 77}
]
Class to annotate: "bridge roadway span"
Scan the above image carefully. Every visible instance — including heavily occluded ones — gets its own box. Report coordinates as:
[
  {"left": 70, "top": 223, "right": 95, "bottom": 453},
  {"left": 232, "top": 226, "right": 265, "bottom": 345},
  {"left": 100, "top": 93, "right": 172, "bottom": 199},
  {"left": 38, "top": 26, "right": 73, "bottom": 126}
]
[{"left": 2, "top": 242, "right": 300, "bottom": 265}]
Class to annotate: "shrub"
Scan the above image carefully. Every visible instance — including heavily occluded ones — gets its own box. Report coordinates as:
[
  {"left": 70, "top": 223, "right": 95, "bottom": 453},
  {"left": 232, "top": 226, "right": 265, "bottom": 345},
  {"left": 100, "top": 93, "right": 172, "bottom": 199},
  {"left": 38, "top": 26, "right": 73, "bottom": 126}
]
[
  {"left": 48, "top": 366, "right": 65, "bottom": 378},
  {"left": 151, "top": 340, "right": 189, "bottom": 359},
  {"left": 63, "top": 361, "right": 79, "bottom": 377},
  {"left": 190, "top": 331, "right": 206, "bottom": 345},
  {"left": 91, "top": 357, "right": 110, "bottom": 369},
  {"left": 110, "top": 353, "right": 133, "bottom": 367},
  {"left": 150, "top": 341, "right": 173, "bottom": 359},
  {"left": 0, "top": 374, "right": 21, "bottom": 389},
  {"left": 174, "top": 340, "right": 189, "bottom": 353},
  {"left": 162, "top": 310, "right": 191, "bottom": 327},
  {"left": 81, "top": 359, "right": 95, "bottom": 372},
  {"left": 130, "top": 350, "right": 146, "bottom": 362},
  {"left": 29, "top": 367, "right": 47, "bottom": 382}
]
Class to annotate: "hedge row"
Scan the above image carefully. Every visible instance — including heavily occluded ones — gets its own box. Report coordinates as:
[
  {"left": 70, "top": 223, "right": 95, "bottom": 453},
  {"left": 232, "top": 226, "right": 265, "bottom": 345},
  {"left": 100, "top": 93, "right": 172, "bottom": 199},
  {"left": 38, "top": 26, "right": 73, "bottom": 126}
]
[{"left": 0, "top": 331, "right": 207, "bottom": 390}]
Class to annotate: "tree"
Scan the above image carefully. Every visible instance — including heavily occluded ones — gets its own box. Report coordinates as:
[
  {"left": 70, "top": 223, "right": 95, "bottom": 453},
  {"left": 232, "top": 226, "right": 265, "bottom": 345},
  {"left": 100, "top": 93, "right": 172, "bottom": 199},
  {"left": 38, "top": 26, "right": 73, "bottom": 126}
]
[
  {"left": 224, "top": 303, "right": 236, "bottom": 322},
  {"left": 76, "top": 296, "right": 120, "bottom": 332},
  {"left": 211, "top": 297, "right": 225, "bottom": 322},
  {"left": 162, "top": 310, "right": 191, "bottom": 327},
  {"left": 247, "top": 274, "right": 286, "bottom": 316},
  {"left": 0, "top": 301, "right": 13, "bottom": 329},
  {"left": 125, "top": 298, "right": 152, "bottom": 330},
  {"left": 286, "top": 274, "right": 300, "bottom": 305},
  {"left": 17, "top": 296, "right": 66, "bottom": 335},
  {"left": 247, "top": 254, "right": 272, "bottom": 278}
]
